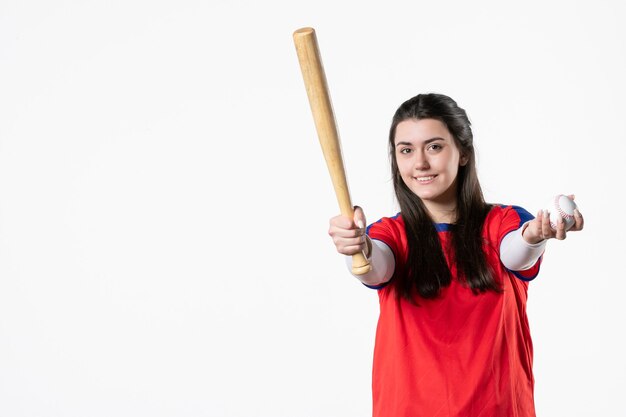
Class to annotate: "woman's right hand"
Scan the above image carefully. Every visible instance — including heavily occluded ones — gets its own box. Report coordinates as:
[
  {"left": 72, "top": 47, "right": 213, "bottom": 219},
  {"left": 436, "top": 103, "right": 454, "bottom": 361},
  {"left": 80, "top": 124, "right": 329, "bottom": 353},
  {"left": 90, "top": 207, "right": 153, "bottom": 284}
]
[{"left": 328, "top": 206, "right": 369, "bottom": 256}]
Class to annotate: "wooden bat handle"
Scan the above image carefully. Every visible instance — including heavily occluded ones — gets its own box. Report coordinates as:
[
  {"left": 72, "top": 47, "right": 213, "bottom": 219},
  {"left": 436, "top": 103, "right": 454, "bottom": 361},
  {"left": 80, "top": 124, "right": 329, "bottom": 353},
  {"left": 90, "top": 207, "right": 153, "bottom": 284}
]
[{"left": 293, "top": 27, "right": 371, "bottom": 275}]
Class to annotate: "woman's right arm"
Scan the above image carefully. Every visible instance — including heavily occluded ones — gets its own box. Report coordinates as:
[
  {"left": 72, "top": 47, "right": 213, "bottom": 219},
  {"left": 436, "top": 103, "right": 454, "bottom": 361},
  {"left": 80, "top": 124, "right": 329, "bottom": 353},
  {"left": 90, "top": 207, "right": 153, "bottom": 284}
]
[{"left": 328, "top": 207, "right": 395, "bottom": 287}]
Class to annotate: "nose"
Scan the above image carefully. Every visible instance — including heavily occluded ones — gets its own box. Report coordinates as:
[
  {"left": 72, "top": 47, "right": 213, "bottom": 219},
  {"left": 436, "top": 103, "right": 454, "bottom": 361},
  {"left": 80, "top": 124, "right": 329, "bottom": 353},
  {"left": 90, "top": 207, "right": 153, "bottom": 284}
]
[{"left": 413, "top": 150, "right": 429, "bottom": 171}]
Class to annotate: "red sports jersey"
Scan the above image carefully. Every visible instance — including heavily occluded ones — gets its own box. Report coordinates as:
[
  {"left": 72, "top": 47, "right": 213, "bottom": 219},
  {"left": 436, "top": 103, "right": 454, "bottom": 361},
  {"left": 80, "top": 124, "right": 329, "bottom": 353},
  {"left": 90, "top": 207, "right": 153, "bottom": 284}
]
[{"left": 366, "top": 205, "right": 539, "bottom": 417}]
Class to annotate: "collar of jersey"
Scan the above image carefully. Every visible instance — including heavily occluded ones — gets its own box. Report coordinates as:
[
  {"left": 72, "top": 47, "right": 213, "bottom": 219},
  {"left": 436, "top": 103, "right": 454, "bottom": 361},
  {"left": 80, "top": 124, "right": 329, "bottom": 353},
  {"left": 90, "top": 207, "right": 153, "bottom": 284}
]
[{"left": 434, "top": 223, "right": 452, "bottom": 232}]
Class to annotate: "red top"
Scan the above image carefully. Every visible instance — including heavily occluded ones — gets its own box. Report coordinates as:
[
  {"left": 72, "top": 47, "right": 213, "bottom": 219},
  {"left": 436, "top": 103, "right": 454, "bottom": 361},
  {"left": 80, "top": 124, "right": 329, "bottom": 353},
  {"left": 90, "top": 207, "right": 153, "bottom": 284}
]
[{"left": 366, "top": 205, "right": 539, "bottom": 417}]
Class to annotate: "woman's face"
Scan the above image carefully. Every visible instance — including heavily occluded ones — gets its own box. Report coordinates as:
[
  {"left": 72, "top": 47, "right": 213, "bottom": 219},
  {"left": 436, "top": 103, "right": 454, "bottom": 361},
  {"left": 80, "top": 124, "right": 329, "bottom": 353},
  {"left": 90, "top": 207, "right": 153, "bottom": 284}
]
[{"left": 394, "top": 118, "right": 466, "bottom": 211}]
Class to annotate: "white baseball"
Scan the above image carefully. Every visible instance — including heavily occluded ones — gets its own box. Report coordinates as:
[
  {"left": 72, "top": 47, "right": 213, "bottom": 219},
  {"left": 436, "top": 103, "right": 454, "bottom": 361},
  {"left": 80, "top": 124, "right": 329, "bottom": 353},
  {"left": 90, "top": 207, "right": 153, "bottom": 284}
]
[{"left": 545, "top": 194, "right": 577, "bottom": 231}]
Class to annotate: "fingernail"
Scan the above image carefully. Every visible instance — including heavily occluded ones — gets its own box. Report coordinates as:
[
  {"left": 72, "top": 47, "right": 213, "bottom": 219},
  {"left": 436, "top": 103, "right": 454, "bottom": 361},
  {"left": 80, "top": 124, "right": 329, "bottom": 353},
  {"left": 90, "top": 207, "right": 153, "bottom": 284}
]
[
  {"left": 357, "top": 220, "right": 364, "bottom": 229},
  {"left": 574, "top": 208, "right": 581, "bottom": 217}
]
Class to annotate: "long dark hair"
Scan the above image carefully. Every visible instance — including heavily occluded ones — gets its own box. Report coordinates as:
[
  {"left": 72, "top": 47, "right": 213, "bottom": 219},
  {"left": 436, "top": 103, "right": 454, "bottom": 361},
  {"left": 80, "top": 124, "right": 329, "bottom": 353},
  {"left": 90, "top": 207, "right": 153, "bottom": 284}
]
[{"left": 389, "top": 93, "right": 500, "bottom": 301}]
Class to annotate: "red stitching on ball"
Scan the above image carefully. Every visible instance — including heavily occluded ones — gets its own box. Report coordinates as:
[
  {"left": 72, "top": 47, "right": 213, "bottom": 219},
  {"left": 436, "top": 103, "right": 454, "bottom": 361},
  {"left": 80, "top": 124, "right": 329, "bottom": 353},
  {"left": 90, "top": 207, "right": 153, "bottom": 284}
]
[
  {"left": 555, "top": 195, "right": 574, "bottom": 220},
  {"left": 551, "top": 194, "right": 575, "bottom": 228}
]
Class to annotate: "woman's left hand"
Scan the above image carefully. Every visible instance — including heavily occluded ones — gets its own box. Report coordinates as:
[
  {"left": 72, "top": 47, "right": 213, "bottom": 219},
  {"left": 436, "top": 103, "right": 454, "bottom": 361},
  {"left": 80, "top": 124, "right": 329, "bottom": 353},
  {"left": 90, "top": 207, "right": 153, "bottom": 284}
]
[{"left": 522, "top": 195, "right": 584, "bottom": 244}]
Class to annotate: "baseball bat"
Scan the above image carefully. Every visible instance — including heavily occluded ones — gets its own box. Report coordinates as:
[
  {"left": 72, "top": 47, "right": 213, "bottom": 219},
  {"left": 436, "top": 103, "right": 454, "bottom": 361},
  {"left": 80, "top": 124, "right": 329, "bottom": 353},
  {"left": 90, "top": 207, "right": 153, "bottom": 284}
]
[{"left": 293, "top": 27, "right": 371, "bottom": 275}]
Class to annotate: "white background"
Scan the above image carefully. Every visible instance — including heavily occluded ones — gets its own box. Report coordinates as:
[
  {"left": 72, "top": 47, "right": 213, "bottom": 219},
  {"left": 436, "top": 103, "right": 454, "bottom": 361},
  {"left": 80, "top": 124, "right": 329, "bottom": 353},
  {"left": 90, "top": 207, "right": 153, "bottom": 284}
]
[{"left": 1, "top": 1, "right": 625, "bottom": 416}]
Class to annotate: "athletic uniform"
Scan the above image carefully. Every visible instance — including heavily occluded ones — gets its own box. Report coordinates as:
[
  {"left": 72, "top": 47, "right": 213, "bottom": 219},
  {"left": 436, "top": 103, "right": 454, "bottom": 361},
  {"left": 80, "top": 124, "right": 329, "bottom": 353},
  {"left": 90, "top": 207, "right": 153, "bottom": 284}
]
[{"left": 365, "top": 205, "right": 539, "bottom": 417}]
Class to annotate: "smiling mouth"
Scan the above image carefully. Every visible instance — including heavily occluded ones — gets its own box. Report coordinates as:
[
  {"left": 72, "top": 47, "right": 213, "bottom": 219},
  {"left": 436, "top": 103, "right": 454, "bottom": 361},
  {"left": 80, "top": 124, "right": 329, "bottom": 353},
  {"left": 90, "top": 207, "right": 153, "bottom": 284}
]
[{"left": 415, "top": 175, "right": 437, "bottom": 182}]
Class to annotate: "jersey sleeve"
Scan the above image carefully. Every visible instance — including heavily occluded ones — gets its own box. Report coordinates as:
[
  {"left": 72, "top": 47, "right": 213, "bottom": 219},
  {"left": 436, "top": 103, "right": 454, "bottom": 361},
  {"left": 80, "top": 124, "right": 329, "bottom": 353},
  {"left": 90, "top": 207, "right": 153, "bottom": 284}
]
[{"left": 497, "top": 205, "right": 542, "bottom": 281}]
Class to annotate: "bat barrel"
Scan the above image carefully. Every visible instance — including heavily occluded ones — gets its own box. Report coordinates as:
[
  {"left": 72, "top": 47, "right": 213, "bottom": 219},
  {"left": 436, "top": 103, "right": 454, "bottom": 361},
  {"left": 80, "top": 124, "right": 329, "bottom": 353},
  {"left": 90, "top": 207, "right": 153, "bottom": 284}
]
[
  {"left": 293, "top": 27, "right": 371, "bottom": 275},
  {"left": 293, "top": 28, "right": 352, "bottom": 215}
]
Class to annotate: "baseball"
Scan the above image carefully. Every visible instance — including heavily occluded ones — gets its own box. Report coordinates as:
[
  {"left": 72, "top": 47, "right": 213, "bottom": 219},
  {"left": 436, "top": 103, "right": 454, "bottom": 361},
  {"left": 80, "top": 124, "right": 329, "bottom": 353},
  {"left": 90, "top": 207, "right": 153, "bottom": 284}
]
[{"left": 545, "top": 194, "right": 577, "bottom": 230}]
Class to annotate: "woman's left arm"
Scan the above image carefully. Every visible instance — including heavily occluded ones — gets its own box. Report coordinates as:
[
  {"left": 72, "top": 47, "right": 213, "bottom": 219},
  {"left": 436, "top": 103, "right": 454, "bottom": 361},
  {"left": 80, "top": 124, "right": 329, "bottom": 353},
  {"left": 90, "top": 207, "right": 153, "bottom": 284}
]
[{"left": 500, "top": 196, "right": 584, "bottom": 271}]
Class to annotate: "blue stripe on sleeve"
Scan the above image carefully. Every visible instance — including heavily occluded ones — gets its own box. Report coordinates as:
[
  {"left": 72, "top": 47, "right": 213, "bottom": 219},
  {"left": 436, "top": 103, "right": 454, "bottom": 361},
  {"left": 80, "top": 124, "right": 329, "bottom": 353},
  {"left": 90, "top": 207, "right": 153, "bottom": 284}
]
[
  {"left": 365, "top": 212, "right": 401, "bottom": 235},
  {"left": 510, "top": 205, "right": 535, "bottom": 226},
  {"left": 362, "top": 281, "right": 391, "bottom": 290},
  {"left": 509, "top": 267, "right": 540, "bottom": 281}
]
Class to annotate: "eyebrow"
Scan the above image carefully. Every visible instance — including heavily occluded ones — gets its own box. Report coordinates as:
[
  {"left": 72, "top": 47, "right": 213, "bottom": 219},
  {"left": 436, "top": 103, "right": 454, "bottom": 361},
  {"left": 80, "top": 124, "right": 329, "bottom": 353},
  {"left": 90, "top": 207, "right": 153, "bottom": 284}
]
[{"left": 395, "top": 137, "right": 445, "bottom": 147}]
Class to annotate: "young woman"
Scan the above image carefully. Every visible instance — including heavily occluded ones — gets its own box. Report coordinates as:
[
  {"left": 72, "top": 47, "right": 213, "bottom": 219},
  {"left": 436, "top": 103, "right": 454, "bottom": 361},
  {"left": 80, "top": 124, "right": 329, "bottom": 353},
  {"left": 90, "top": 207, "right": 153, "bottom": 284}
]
[{"left": 328, "top": 93, "right": 584, "bottom": 417}]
